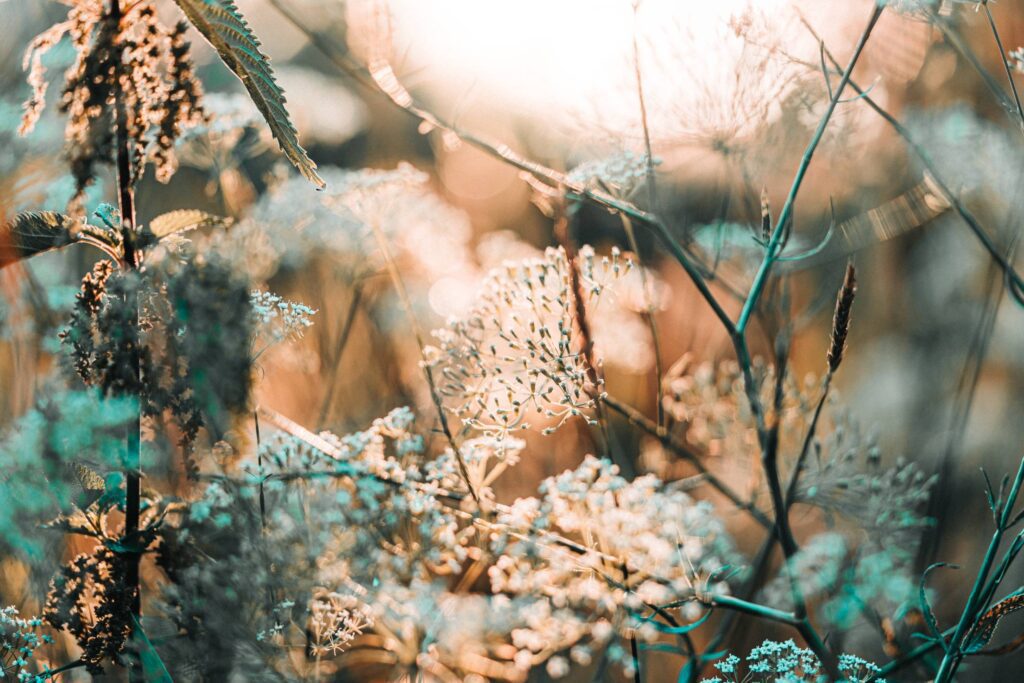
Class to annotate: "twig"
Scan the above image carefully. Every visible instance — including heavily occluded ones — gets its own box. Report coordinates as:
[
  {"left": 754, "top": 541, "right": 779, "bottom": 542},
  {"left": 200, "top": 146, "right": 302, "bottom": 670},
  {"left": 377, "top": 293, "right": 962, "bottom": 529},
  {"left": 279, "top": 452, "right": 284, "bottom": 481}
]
[
  {"left": 316, "top": 282, "right": 363, "bottom": 428},
  {"left": 934, "top": 455, "right": 1024, "bottom": 681},
  {"left": 110, "top": 1, "right": 143, "bottom": 679},
  {"left": 736, "top": 3, "right": 884, "bottom": 333},
  {"left": 366, "top": 220, "right": 479, "bottom": 504}
]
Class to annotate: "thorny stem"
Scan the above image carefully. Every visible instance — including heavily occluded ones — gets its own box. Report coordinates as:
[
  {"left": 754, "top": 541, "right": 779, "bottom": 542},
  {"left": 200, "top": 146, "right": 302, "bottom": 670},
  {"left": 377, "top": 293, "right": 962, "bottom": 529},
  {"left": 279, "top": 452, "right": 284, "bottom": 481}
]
[
  {"left": 934, "top": 454, "right": 1024, "bottom": 681},
  {"left": 366, "top": 221, "right": 479, "bottom": 504},
  {"left": 736, "top": 3, "right": 884, "bottom": 333},
  {"left": 110, "top": 0, "right": 142, "bottom": 678}
]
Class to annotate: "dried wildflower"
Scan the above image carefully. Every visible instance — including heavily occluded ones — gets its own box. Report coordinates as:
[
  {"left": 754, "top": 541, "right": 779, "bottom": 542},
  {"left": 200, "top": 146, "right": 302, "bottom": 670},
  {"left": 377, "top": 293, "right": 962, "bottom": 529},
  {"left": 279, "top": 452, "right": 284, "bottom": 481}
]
[
  {"left": 427, "top": 246, "right": 631, "bottom": 439},
  {"left": 44, "top": 547, "right": 135, "bottom": 674},
  {"left": 59, "top": 265, "right": 148, "bottom": 397},
  {"left": 567, "top": 151, "right": 659, "bottom": 200},
  {"left": 215, "top": 163, "right": 477, "bottom": 298},
  {"left": 489, "top": 455, "right": 737, "bottom": 661},
  {"left": 795, "top": 409, "right": 935, "bottom": 546},
  {"left": 250, "top": 290, "right": 316, "bottom": 357},
  {"left": 60, "top": 259, "right": 114, "bottom": 382},
  {"left": 827, "top": 262, "right": 857, "bottom": 373},
  {"left": 661, "top": 356, "right": 811, "bottom": 460},
  {"left": 308, "top": 591, "right": 373, "bottom": 656},
  {"left": 18, "top": 0, "right": 205, "bottom": 203}
]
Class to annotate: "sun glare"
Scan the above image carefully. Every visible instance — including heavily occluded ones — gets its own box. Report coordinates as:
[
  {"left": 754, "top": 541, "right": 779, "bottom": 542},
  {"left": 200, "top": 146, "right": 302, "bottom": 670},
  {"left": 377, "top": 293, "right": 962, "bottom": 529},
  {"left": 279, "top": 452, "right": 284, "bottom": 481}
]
[{"left": 387, "top": 0, "right": 799, "bottom": 145}]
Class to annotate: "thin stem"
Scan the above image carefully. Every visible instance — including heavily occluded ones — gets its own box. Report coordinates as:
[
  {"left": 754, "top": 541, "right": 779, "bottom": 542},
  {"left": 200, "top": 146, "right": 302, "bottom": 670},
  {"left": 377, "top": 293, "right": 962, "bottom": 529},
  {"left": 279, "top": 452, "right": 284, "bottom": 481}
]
[
  {"left": 110, "top": 1, "right": 142, "bottom": 679},
  {"left": 367, "top": 221, "right": 479, "bottom": 504},
  {"left": 786, "top": 372, "right": 832, "bottom": 506},
  {"left": 602, "top": 393, "right": 772, "bottom": 529},
  {"left": 934, "top": 455, "right": 1024, "bottom": 681},
  {"left": 702, "top": 594, "right": 800, "bottom": 626},
  {"left": 619, "top": 214, "right": 665, "bottom": 427},
  {"left": 631, "top": 1, "right": 658, "bottom": 214},
  {"left": 982, "top": 1, "right": 1024, "bottom": 133},
  {"left": 736, "top": 3, "right": 884, "bottom": 333},
  {"left": 806, "top": 20, "right": 1024, "bottom": 308}
]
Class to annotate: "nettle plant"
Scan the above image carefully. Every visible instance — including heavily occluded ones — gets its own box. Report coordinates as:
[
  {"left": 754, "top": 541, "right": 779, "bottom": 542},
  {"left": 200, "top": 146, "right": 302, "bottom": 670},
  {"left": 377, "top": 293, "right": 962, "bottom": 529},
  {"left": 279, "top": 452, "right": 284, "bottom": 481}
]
[{"left": 1, "top": 0, "right": 1024, "bottom": 682}]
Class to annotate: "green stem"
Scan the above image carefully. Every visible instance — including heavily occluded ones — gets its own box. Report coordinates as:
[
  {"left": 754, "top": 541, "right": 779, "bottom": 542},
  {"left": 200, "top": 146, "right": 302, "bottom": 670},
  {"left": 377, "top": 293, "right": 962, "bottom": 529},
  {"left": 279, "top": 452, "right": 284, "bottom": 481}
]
[
  {"left": 110, "top": 1, "right": 142, "bottom": 680},
  {"left": 736, "top": 3, "right": 884, "bottom": 333},
  {"left": 982, "top": 1, "right": 1024, "bottom": 133},
  {"left": 934, "top": 455, "right": 1024, "bottom": 681}
]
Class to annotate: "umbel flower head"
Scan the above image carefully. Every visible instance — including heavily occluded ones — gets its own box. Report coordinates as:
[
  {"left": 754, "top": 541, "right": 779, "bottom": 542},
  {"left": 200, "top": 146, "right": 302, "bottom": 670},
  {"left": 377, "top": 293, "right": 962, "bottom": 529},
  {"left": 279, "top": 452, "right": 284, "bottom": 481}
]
[
  {"left": 489, "top": 455, "right": 738, "bottom": 668},
  {"left": 427, "top": 245, "right": 632, "bottom": 439}
]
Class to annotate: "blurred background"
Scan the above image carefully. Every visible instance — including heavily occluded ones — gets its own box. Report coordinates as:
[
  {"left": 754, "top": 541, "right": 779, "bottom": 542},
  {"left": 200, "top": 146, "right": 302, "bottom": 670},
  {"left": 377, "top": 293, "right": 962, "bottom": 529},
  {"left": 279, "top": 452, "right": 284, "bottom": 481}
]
[{"left": 2, "top": 0, "right": 1024, "bottom": 679}]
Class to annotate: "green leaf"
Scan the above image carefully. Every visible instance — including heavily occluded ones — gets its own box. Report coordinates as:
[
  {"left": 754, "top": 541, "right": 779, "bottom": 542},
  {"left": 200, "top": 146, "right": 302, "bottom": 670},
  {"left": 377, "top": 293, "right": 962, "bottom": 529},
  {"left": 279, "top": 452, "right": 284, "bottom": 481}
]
[
  {"left": 172, "top": 0, "right": 324, "bottom": 189},
  {"left": 0, "top": 211, "right": 79, "bottom": 267},
  {"left": 964, "top": 589, "right": 1024, "bottom": 653},
  {"left": 132, "top": 616, "right": 174, "bottom": 683},
  {"left": 149, "top": 209, "right": 229, "bottom": 238}
]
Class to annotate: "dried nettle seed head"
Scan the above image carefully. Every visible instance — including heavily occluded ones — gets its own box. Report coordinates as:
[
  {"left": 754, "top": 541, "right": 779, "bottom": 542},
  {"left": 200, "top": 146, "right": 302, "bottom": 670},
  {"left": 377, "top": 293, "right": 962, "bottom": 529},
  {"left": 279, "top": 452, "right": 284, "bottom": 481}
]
[{"left": 18, "top": 0, "right": 206, "bottom": 205}]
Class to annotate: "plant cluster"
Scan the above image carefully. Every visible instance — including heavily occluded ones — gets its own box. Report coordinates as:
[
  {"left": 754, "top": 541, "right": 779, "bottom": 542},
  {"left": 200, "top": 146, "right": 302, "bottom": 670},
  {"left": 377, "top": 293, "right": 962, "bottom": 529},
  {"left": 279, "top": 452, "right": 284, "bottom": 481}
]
[{"left": 0, "top": 0, "right": 1023, "bottom": 682}]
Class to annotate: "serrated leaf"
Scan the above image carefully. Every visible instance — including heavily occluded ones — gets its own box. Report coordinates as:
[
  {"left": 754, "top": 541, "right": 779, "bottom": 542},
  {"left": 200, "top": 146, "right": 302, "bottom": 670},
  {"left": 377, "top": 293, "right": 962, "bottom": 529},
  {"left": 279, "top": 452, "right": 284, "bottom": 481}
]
[
  {"left": 70, "top": 461, "right": 106, "bottom": 492},
  {"left": 964, "top": 589, "right": 1024, "bottom": 653},
  {"left": 0, "top": 211, "right": 79, "bottom": 267},
  {"left": 172, "top": 0, "right": 324, "bottom": 189},
  {"left": 149, "top": 209, "right": 228, "bottom": 238}
]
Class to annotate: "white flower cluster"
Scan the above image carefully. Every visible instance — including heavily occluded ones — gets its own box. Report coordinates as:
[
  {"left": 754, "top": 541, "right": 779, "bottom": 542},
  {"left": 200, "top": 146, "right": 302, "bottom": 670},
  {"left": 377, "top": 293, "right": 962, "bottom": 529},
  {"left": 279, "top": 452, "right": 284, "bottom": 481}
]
[
  {"left": 427, "top": 245, "right": 632, "bottom": 439},
  {"left": 250, "top": 290, "right": 317, "bottom": 356},
  {"left": 215, "top": 164, "right": 477, "bottom": 292},
  {"left": 567, "top": 151, "right": 659, "bottom": 200},
  {"left": 488, "top": 455, "right": 737, "bottom": 663},
  {"left": 231, "top": 408, "right": 741, "bottom": 681},
  {"left": 308, "top": 590, "right": 374, "bottom": 657}
]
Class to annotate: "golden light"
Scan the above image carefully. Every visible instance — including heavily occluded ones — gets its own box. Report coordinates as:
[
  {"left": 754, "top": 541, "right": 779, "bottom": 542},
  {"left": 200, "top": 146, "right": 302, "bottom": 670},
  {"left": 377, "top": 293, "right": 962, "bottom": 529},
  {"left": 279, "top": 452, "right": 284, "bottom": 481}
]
[{"left": 385, "top": 0, "right": 841, "bottom": 150}]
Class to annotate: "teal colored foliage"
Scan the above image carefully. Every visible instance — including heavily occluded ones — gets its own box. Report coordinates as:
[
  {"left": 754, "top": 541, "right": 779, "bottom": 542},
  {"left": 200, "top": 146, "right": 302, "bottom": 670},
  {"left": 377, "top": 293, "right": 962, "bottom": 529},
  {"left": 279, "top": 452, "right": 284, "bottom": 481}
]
[
  {"left": 0, "top": 388, "right": 137, "bottom": 558},
  {"left": 702, "top": 639, "right": 885, "bottom": 683}
]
